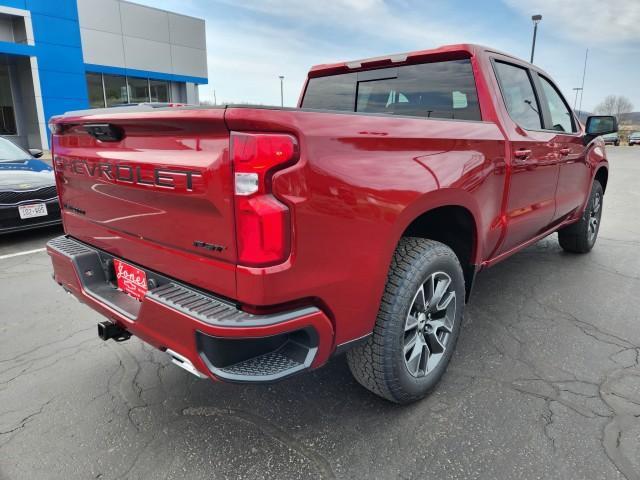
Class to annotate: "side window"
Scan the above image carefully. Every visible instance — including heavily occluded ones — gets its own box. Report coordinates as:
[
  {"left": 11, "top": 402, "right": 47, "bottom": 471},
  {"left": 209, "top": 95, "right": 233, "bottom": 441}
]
[
  {"left": 493, "top": 61, "right": 542, "bottom": 130},
  {"left": 302, "top": 73, "right": 357, "bottom": 111},
  {"left": 539, "top": 76, "right": 576, "bottom": 133}
]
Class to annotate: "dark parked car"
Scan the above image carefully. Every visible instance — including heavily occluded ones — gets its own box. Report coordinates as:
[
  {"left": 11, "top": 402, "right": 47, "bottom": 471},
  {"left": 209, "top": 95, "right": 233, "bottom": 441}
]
[
  {"left": 0, "top": 137, "right": 61, "bottom": 234},
  {"left": 629, "top": 132, "right": 640, "bottom": 146},
  {"left": 602, "top": 132, "right": 620, "bottom": 146}
]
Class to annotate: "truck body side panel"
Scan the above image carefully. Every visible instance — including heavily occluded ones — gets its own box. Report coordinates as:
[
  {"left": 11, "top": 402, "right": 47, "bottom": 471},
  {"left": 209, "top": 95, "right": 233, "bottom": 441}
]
[{"left": 226, "top": 108, "right": 507, "bottom": 344}]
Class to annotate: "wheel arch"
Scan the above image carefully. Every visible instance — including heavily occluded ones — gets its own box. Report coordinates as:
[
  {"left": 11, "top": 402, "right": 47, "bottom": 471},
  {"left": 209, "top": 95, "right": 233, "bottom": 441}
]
[
  {"left": 392, "top": 191, "right": 482, "bottom": 302},
  {"left": 594, "top": 165, "right": 608, "bottom": 194}
]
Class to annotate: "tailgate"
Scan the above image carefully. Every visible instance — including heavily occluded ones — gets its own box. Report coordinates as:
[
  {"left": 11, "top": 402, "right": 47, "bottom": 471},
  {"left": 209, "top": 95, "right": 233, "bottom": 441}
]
[{"left": 51, "top": 107, "right": 237, "bottom": 298}]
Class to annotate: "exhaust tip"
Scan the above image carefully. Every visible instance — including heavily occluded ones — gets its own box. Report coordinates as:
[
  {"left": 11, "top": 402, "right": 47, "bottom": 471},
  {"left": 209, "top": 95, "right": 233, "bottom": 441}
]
[
  {"left": 97, "top": 321, "right": 131, "bottom": 342},
  {"left": 165, "top": 349, "right": 207, "bottom": 378}
]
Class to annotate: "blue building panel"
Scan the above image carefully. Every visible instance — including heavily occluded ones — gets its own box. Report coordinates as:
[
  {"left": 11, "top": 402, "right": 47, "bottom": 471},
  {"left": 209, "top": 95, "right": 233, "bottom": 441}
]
[
  {"left": 0, "top": 0, "right": 26, "bottom": 9},
  {"left": 84, "top": 63, "right": 208, "bottom": 85},
  {"left": 35, "top": 44, "right": 85, "bottom": 74},
  {"left": 18, "top": 0, "right": 89, "bottom": 135},
  {"left": 41, "top": 97, "right": 89, "bottom": 123},
  {"left": 25, "top": 0, "right": 78, "bottom": 20},
  {"left": 38, "top": 70, "right": 88, "bottom": 100},
  {"left": 0, "top": 40, "right": 36, "bottom": 57},
  {"left": 30, "top": 13, "right": 83, "bottom": 48},
  {"left": 1, "top": 0, "right": 207, "bottom": 148}
]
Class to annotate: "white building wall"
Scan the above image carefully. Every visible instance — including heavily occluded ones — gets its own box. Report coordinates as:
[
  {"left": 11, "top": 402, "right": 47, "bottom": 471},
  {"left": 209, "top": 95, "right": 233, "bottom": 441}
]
[
  {"left": 76, "top": 0, "right": 207, "bottom": 79},
  {"left": 185, "top": 83, "right": 199, "bottom": 104}
]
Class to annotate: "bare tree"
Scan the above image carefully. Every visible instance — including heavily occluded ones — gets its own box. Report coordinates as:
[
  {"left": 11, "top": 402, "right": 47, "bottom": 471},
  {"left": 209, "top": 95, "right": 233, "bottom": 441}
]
[
  {"left": 614, "top": 96, "right": 633, "bottom": 123},
  {"left": 594, "top": 95, "right": 634, "bottom": 122},
  {"left": 594, "top": 95, "right": 616, "bottom": 115}
]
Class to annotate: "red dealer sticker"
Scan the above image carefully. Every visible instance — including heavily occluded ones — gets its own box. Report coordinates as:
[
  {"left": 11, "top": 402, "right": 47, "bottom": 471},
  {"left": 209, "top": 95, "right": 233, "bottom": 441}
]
[{"left": 113, "top": 259, "right": 148, "bottom": 301}]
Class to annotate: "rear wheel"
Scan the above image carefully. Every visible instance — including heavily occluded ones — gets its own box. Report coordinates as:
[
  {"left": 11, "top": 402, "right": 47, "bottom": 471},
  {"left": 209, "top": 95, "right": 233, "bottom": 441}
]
[
  {"left": 346, "top": 238, "right": 464, "bottom": 404},
  {"left": 558, "top": 180, "right": 603, "bottom": 253}
]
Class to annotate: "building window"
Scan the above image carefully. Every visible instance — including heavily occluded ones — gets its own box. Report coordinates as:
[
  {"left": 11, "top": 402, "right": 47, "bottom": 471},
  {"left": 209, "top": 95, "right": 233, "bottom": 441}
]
[
  {"left": 86, "top": 72, "right": 105, "bottom": 108},
  {"left": 0, "top": 13, "right": 29, "bottom": 45},
  {"left": 128, "top": 76, "right": 150, "bottom": 103},
  {"left": 85, "top": 73, "right": 174, "bottom": 108},
  {"left": 103, "top": 74, "right": 128, "bottom": 107},
  {"left": 150, "top": 79, "right": 170, "bottom": 102},
  {"left": 0, "top": 65, "right": 17, "bottom": 135}
]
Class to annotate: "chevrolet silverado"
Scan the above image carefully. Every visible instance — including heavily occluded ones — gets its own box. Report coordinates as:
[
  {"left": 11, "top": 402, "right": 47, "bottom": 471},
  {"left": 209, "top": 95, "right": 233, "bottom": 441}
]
[{"left": 47, "top": 44, "right": 617, "bottom": 403}]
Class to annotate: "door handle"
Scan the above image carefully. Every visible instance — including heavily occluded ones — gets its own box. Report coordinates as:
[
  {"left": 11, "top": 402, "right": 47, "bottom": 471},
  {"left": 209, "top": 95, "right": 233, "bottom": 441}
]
[
  {"left": 559, "top": 148, "right": 571, "bottom": 156},
  {"left": 513, "top": 149, "right": 531, "bottom": 162}
]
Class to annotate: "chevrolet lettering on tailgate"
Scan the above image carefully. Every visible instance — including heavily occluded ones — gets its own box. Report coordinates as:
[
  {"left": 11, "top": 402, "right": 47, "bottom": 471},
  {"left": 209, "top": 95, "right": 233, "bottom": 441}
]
[{"left": 54, "top": 157, "right": 204, "bottom": 192}]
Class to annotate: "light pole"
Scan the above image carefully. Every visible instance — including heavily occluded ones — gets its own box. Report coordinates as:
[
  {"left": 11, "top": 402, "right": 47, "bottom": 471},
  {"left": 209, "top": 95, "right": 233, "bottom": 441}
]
[
  {"left": 279, "top": 75, "right": 284, "bottom": 108},
  {"left": 530, "top": 14, "right": 542, "bottom": 63}
]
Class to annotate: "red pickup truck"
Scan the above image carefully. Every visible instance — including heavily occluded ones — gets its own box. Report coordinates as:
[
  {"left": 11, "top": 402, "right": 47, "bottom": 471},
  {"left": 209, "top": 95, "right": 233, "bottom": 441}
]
[{"left": 47, "top": 44, "right": 616, "bottom": 403}]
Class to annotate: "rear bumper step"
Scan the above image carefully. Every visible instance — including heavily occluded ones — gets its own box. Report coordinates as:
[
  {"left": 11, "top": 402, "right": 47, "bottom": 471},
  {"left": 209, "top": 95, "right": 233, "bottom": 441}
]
[{"left": 47, "top": 235, "right": 334, "bottom": 382}]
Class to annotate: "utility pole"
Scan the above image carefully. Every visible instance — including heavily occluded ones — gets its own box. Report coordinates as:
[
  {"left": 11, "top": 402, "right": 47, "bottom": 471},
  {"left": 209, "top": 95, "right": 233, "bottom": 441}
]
[
  {"left": 530, "top": 14, "right": 542, "bottom": 63},
  {"left": 578, "top": 49, "right": 588, "bottom": 114},
  {"left": 572, "top": 87, "right": 583, "bottom": 111},
  {"left": 279, "top": 75, "right": 284, "bottom": 107}
]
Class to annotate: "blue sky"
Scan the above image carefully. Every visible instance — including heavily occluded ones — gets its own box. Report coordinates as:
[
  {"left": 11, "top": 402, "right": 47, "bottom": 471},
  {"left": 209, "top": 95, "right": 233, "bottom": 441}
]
[{"left": 136, "top": 0, "right": 640, "bottom": 112}]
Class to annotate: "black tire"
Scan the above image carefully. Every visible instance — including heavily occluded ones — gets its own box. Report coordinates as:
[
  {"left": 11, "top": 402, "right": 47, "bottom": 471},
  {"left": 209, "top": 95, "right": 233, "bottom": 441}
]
[
  {"left": 558, "top": 180, "right": 603, "bottom": 253},
  {"left": 346, "top": 238, "right": 465, "bottom": 404}
]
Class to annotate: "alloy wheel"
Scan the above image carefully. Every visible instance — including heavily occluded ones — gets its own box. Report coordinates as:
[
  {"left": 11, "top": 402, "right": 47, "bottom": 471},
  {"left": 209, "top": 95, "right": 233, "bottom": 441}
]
[
  {"left": 588, "top": 192, "right": 602, "bottom": 243},
  {"left": 403, "top": 271, "right": 456, "bottom": 377}
]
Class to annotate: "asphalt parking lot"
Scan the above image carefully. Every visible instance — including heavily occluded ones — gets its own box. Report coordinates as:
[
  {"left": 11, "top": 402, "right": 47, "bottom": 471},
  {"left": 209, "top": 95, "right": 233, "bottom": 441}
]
[{"left": 1, "top": 147, "right": 639, "bottom": 480}]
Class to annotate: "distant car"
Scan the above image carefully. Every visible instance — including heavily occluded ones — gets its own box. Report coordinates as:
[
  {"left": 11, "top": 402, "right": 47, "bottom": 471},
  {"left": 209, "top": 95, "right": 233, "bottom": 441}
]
[
  {"left": 0, "top": 137, "right": 61, "bottom": 234},
  {"left": 629, "top": 132, "right": 640, "bottom": 146},
  {"left": 601, "top": 132, "right": 620, "bottom": 146}
]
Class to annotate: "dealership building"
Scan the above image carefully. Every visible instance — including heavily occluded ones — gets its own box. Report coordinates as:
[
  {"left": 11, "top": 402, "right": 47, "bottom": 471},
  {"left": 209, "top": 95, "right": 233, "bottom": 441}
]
[{"left": 0, "top": 0, "right": 207, "bottom": 150}]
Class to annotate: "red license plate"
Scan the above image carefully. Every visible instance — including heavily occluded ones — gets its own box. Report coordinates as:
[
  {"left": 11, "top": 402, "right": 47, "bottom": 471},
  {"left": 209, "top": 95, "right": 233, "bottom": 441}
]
[{"left": 113, "top": 259, "right": 148, "bottom": 301}]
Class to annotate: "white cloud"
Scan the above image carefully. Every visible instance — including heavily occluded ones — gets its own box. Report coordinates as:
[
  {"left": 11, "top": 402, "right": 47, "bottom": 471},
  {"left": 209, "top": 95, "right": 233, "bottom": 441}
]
[
  {"left": 152, "top": 0, "right": 479, "bottom": 106},
  {"left": 503, "top": 0, "right": 640, "bottom": 45},
  {"left": 196, "top": 0, "right": 515, "bottom": 105},
  {"left": 213, "top": 0, "right": 470, "bottom": 54},
  {"left": 132, "top": 0, "right": 640, "bottom": 110}
]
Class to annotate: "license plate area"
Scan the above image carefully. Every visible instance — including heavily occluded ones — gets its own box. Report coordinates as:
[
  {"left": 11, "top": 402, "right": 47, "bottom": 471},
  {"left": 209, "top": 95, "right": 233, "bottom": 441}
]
[
  {"left": 113, "top": 258, "right": 148, "bottom": 301},
  {"left": 18, "top": 203, "right": 48, "bottom": 219}
]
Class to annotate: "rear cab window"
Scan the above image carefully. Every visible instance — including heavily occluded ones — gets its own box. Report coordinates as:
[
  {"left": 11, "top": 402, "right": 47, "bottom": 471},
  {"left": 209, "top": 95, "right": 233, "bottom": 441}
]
[{"left": 301, "top": 59, "right": 482, "bottom": 121}]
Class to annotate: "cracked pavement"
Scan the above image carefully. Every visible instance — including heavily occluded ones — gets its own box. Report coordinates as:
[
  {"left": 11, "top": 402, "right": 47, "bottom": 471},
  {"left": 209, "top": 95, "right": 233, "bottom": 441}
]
[{"left": 1, "top": 147, "right": 639, "bottom": 479}]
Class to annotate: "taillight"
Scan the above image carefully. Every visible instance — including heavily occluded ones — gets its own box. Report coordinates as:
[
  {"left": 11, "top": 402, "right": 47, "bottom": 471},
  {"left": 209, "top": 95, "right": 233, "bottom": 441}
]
[{"left": 231, "top": 132, "right": 299, "bottom": 267}]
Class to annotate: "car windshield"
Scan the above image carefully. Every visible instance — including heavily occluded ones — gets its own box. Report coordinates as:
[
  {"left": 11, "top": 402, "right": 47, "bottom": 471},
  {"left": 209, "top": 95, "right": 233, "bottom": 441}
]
[
  {"left": 631, "top": 132, "right": 640, "bottom": 138},
  {"left": 0, "top": 137, "right": 30, "bottom": 162}
]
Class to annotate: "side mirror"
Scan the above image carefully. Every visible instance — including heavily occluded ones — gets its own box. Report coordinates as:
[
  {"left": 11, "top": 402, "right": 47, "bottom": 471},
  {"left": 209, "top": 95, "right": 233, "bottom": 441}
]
[
  {"left": 585, "top": 116, "right": 618, "bottom": 137},
  {"left": 28, "top": 148, "right": 43, "bottom": 158}
]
